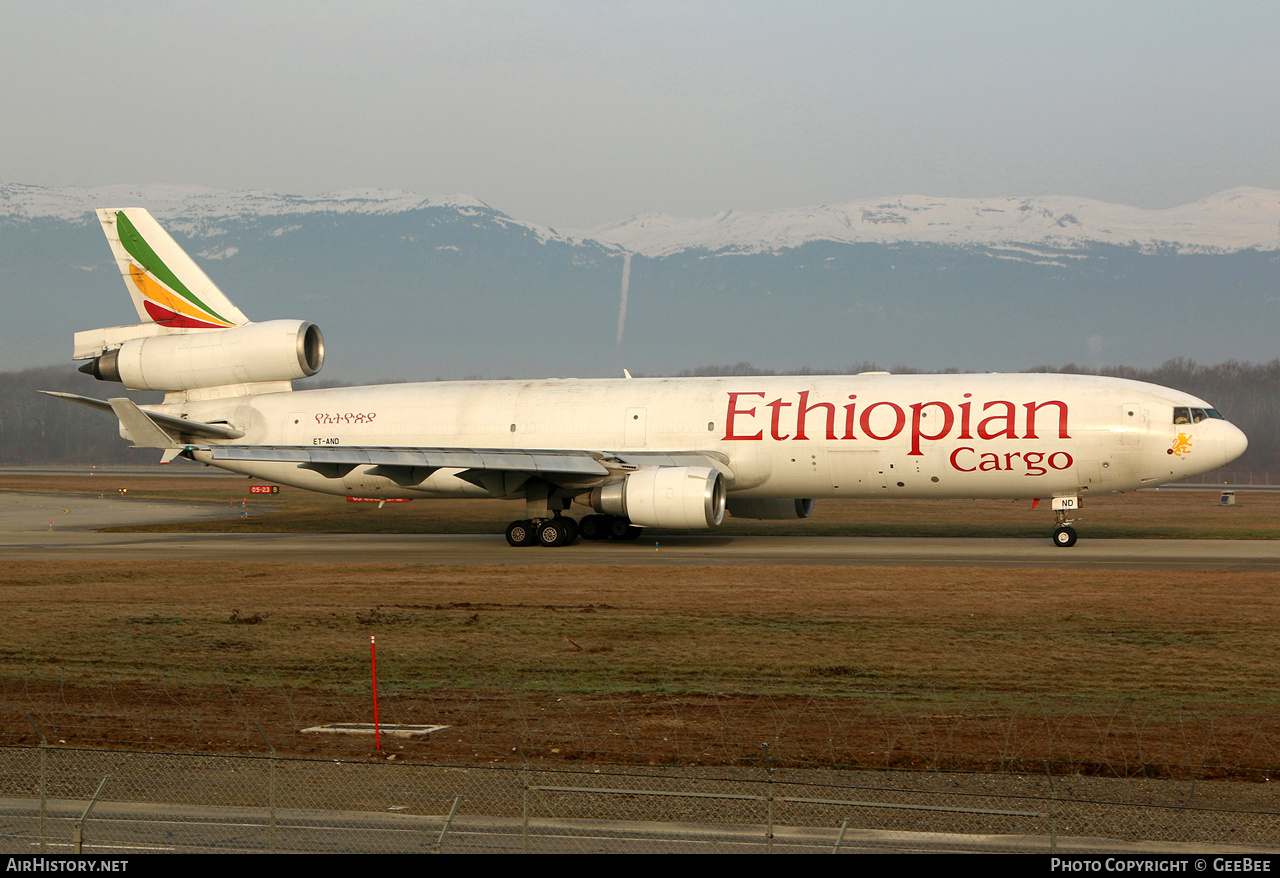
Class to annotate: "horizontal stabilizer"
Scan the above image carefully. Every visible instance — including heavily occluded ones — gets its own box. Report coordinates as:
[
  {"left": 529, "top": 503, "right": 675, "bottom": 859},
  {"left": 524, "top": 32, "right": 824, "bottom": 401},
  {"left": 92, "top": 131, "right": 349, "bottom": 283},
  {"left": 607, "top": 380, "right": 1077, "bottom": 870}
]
[
  {"left": 39, "top": 391, "right": 246, "bottom": 441},
  {"left": 73, "top": 322, "right": 183, "bottom": 361}
]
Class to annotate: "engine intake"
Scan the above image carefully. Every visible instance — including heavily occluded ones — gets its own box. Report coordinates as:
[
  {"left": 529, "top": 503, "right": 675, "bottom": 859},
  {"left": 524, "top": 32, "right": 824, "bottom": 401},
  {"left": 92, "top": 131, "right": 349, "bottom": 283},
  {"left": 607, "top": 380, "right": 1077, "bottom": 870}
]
[
  {"left": 589, "top": 466, "right": 726, "bottom": 529},
  {"left": 79, "top": 320, "right": 324, "bottom": 391}
]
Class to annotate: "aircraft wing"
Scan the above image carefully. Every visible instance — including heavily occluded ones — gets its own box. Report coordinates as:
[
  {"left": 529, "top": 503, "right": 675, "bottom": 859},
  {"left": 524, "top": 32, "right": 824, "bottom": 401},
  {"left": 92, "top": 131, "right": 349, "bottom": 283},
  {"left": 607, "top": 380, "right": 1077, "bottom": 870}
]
[
  {"left": 202, "top": 445, "right": 734, "bottom": 489},
  {"left": 207, "top": 444, "right": 611, "bottom": 482}
]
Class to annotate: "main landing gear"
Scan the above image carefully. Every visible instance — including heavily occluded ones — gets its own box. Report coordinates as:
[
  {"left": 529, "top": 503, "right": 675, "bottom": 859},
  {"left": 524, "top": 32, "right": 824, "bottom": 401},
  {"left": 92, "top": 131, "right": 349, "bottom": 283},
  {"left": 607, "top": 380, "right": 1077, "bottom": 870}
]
[
  {"left": 504, "top": 514, "right": 642, "bottom": 547},
  {"left": 580, "top": 514, "right": 643, "bottom": 541},
  {"left": 1050, "top": 495, "right": 1080, "bottom": 548},
  {"left": 506, "top": 480, "right": 644, "bottom": 548},
  {"left": 505, "top": 517, "right": 577, "bottom": 547}
]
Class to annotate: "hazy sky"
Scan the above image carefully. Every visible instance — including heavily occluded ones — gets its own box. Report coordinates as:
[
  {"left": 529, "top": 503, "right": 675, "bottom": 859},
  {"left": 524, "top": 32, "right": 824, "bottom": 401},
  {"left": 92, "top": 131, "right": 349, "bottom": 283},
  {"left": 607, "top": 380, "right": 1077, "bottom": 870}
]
[{"left": 4, "top": 1, "right": 1279, "bottom": 228}]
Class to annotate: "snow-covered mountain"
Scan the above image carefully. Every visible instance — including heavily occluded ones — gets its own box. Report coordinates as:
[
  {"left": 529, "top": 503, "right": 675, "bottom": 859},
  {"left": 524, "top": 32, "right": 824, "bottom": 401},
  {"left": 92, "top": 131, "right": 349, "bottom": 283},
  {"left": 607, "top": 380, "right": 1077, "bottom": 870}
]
[
  {"left": 3, "top": 182, "right": 1278, "bottom": 381},
  {"left": 585, "top": 188, "right": 1280, "bottom": 256},
  {"left": 0, "top": 183, "right": 590, "bottom": 249},
  {"left": 0, "top": 182, "right": 491, "bottom": 222},
  {"left": 5, "top": 182, "right": 1280, "bottom": 256}
]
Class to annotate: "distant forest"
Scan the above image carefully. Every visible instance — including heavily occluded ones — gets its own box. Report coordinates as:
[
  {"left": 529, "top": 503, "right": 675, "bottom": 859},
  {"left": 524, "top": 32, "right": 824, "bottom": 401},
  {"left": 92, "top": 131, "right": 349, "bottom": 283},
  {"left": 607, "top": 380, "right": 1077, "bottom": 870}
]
[{"left": 4, "top": 360, "right": 1279, "bottom": 476}]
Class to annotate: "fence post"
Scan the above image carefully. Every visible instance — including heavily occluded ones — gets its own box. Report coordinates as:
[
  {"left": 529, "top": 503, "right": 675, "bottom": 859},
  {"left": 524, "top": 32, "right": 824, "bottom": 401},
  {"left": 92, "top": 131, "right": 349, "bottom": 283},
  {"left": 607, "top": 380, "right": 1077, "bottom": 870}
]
[
  {"left": 1046, "top": 763, "right": 1058, "bottom": 854},
  {"left": 432, "top": 795, "right": 462, "bottom": 854},
  {"left": 73, "top": 775, "right": 110, "bottom": 854},
  {"left": 26, "top": 716, "right": 47, "bottom": 852},
  {"left": 832, "top": 818, "right": 849, "bottom": 854},
  {"left": 255, "top": 722, "right": 277, "bottom": 853},
  {"left": 514, "top": 736, "right": 530, "bottom": 854},
  {"left": 765, "top": 766, "right": 775, "bottom": 853}
]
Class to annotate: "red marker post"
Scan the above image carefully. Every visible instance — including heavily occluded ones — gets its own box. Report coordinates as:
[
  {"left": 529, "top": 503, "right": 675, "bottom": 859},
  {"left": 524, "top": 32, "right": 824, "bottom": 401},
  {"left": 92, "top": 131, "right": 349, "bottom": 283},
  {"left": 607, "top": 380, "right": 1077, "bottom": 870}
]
[{"left": 370, "top": 635, "right": 381, "bottom": 751}]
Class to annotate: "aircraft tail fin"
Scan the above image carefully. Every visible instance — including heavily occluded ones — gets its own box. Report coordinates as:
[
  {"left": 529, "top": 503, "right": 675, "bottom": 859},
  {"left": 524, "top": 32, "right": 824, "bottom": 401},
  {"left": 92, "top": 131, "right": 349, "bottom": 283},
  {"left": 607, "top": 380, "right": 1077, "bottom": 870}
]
[
  {"left": 97, "top": 208, "right": 250, "bottom": 329},
  {"left": 71, "top": 210, "right": 320, "bottom": 397}
]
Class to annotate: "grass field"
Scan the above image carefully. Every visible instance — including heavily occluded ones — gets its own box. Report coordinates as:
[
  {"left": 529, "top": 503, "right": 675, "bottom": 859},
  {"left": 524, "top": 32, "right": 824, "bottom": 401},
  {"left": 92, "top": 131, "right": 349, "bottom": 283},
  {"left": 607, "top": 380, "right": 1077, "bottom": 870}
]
[{"left": 1, "top": 472, "right": 1278, "bottom": 776}]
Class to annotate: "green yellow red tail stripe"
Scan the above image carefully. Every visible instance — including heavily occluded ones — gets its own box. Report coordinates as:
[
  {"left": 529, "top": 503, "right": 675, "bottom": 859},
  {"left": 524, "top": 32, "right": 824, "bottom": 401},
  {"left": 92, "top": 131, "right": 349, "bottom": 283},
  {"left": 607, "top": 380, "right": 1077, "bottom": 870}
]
[{"left": 113, "top": 211, "right": 237, "bottom": 328}]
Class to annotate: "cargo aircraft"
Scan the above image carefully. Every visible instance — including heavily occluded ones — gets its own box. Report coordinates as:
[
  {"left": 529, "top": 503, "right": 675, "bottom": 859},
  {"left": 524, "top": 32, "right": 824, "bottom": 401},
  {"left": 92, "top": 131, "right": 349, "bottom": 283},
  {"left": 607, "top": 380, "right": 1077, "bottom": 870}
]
[{"left": 46, "top": 208, "right": 1248, "bottom": 548}]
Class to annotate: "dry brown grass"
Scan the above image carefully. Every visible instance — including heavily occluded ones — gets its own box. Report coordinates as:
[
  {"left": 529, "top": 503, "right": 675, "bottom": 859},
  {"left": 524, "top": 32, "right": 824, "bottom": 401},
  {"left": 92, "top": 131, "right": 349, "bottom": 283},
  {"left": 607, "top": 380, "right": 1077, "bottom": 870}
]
[
  {"left": 3, "top": 474, "right": 1279, "bottom": 773},
  {"left": 2, "top": 560, "right": 1274, "bottom": 703},
  {"left": 2, "top": 558, "right": 1279, "bottom": 773}
]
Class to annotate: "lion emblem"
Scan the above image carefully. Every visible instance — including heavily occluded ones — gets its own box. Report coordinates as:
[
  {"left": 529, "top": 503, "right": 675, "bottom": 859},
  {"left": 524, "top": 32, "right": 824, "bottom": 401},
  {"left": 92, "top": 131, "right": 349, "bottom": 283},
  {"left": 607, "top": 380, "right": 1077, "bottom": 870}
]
[{"left": 1171, "top": 433, "right": 1193, "bottom": 457}]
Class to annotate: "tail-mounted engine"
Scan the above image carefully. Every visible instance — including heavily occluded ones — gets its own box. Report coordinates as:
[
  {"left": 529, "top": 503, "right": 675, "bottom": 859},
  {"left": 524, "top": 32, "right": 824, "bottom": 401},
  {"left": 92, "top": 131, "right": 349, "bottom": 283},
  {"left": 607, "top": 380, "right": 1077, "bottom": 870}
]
[
  {"left": 78, "top": 320, "right": 324, "bottom": 391},
  {"left": 587, "top": 466, "right": 726, "bottom": 528}
]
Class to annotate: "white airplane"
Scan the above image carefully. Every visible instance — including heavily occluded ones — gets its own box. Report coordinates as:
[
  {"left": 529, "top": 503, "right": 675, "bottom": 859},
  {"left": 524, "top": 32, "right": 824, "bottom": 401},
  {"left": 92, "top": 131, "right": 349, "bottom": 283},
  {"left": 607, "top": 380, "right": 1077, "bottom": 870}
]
[{"left": 47, "top": 208, "right": 1248, "bottom": 548}]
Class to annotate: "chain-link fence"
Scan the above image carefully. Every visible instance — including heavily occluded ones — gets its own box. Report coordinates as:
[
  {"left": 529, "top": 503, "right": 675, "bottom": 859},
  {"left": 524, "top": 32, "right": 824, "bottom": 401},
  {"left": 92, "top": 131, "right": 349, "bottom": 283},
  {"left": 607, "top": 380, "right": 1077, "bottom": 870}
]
[{"left": 0, "top": 745, "right": 1277, "bottom": 854}]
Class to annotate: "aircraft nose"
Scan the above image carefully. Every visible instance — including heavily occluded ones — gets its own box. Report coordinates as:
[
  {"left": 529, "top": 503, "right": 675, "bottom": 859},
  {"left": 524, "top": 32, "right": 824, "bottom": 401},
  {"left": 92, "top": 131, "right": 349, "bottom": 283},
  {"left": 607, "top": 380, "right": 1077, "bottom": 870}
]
[{"left": 1223, "top": 422, "right": 1248, "bottom": 465}]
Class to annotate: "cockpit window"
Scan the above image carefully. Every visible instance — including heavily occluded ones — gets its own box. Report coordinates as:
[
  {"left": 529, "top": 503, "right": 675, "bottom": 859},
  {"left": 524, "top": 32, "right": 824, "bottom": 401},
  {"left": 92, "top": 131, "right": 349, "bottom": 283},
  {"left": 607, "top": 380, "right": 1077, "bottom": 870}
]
[{"left": 1173, "top": 407, "right": 1220, "bottom": 424}]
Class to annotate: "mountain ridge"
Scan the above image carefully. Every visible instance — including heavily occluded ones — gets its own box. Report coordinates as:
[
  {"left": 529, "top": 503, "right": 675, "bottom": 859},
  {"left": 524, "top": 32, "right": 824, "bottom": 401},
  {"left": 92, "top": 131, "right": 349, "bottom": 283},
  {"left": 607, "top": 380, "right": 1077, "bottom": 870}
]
[
  {"left": 3, "top": 182, "right": 1277, "bottom": 382},
  {"left": 5, "top": 182, "right": 1278, "bottom": 257}
]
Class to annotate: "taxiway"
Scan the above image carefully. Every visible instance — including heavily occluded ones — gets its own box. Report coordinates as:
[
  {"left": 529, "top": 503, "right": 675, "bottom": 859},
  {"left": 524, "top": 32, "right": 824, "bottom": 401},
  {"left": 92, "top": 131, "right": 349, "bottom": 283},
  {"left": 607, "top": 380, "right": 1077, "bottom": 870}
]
[{"left": 3, "top": 492, "right": 1279, "bottom": 570}]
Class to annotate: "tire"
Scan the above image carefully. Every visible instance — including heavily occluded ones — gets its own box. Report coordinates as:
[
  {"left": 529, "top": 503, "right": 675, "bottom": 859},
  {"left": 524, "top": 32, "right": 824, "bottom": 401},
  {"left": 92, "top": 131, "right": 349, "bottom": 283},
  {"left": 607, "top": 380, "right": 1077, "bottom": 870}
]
[
  {"left": 608, "top": 518, "right": 643, "bottom": 540},
  {"left": 537, "top": 519, "right": 567, "bottom": 547},
  {"left": 578, "top": 515, "right": 610, "bottom": 541},
  {"left": 1052, "top": 525, "right": 1078, "bottom": 548},
  {"left": 505, "top": 519, "right": 537, "bottom": 547},
  {"left": 560, "top": 517, "right": 580, "bottom": 545}
]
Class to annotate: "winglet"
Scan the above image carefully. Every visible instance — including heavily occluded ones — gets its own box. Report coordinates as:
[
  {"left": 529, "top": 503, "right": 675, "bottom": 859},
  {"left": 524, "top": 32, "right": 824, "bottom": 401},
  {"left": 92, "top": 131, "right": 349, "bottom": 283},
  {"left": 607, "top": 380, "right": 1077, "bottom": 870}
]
[{"left": 97, "top": 209, "right": 249, "bottom": 329}]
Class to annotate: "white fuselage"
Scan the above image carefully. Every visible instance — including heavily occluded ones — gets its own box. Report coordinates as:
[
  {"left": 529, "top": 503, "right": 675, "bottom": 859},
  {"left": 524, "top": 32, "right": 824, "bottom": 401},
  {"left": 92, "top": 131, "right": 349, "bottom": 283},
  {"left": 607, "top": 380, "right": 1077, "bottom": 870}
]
[{"left": 167, "top": 372, "right": 1246, "bottom": 503}]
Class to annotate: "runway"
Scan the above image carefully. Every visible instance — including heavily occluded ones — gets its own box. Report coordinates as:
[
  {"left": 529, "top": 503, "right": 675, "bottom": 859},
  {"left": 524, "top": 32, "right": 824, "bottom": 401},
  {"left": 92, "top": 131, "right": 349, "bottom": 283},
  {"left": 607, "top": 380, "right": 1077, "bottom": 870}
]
[{"left": 4, "top": 492, "right": 1280, "bottom": 570}]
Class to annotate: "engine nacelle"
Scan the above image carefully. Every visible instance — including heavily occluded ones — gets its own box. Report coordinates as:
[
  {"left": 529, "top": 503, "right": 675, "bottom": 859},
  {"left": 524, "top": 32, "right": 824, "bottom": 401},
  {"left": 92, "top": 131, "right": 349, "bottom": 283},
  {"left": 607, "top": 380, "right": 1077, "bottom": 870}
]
[
  {"left": 726, "top": 498, "right": 816, "bottom": 520},
  {"left": 80, "top": 320, "right": 324, "bottom": 391},
  {"left": 589, "top": 466, "right": 726, "bottom": 528}
]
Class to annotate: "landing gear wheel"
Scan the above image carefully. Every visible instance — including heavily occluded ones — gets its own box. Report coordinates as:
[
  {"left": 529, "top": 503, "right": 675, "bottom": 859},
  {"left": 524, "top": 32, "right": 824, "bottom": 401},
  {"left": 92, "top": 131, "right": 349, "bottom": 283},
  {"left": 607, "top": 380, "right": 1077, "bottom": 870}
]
[
  {"left": 1052, "top": 525, "right": 1078, "bottom": 548},
  {"left": 505, "top": 519, "right": 537, "bottom": 547},
  {"left": 537, "top": 518, "right": 570, "bottom": 547},
  {"left": 578, "top": 514, "right": 611, "bottom": 541},
  {"left": 608, "top": 518, "right": 643, "bottom": 540},
  {"left": 559, "top": 516, "right": 580, "bottom": 545}
]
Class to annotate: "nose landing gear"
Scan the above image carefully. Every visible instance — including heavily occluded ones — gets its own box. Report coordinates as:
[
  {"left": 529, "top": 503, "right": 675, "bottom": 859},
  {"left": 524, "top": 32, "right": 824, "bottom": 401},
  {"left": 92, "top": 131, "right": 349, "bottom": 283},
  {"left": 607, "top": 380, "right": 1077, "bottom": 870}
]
[{"left": 1051, "top": 495, "right": 1080, "bottom": 547}]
